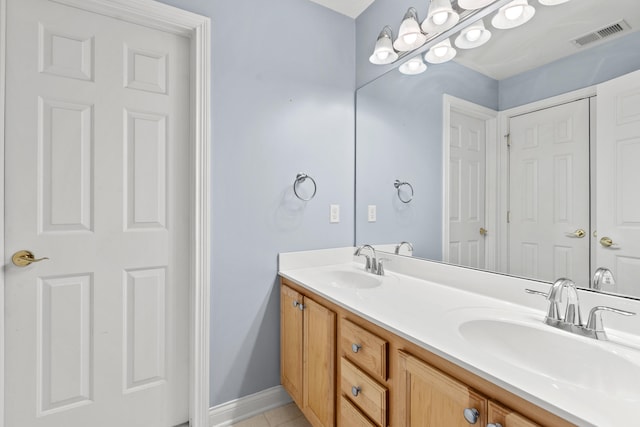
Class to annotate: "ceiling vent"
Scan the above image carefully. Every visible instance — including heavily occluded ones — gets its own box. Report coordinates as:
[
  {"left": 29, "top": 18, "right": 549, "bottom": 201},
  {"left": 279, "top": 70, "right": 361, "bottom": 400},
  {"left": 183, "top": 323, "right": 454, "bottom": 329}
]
[{"left": 571, "top": 20, "right": 631, "bottom": 48}]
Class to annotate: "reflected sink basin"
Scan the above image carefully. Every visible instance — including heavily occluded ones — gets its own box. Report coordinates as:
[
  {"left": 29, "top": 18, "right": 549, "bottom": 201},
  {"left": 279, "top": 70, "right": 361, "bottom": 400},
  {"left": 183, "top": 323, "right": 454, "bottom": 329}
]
[
  {"left": 324, "top": 270, "right": 382, "bottom": 289},
  {"left": 459, "top": 319, "right": 640, "bottom": 396}
]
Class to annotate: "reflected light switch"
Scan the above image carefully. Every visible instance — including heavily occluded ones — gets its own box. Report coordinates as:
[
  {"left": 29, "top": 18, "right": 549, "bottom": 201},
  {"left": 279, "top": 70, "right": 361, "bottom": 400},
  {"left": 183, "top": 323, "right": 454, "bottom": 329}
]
[
  {"left": 330, "top": 204, "right": 340, "bottom": 223},
  {"left": 368, "top": 205, "right": 376, "bottom": 222}
]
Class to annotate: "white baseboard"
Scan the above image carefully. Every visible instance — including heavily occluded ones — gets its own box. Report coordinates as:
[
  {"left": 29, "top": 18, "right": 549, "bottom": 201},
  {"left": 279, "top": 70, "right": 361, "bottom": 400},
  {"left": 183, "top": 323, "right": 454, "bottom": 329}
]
[{"left": 209, "top": 385, "right": 293, "bottom": 427}]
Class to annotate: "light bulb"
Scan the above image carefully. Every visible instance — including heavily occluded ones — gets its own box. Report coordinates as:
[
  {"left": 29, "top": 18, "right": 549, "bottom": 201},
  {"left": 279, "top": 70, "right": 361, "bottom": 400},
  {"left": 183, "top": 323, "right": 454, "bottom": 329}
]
[
  {"left": 434, "top": 46, "right": 449, "bottom": 57},
  {"left": 376, "top": 51, "right": 390, "bottom": 61},
  {"left": 403, "top": 33, "right": 418, "bottom": 45},
  {"left": 408, "top": 60, "right": 420, "bottom": 70},
  {"left": 432, "top": 11, "right": 449, "bottom": 25},
  {"left": 504, "top": 4, "right": 524, "bottom": 20},
  {"left": 465, "top": 28, "right": 482, "bottom": 42}
]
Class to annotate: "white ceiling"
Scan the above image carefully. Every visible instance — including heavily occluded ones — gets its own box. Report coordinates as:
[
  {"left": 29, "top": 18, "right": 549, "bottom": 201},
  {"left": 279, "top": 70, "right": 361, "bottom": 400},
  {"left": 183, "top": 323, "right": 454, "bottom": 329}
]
[
  {"left": 454, "top": 0, "right": 640, "bottom": 80},
  {"left": 308, "top": 0, "right": 374, "bottom": 18}
]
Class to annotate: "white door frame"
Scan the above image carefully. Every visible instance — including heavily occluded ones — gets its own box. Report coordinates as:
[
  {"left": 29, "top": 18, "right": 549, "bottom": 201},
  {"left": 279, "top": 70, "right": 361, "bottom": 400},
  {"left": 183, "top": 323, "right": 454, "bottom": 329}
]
[
  {"left": 0, "top": 0, "right": 212, "bottom": 426},
  {"left": 442, "top": 95, "right": 498, "bottom": 270},
  {"left": 497, "top": 86, "right": 595, "bottom": 274}
]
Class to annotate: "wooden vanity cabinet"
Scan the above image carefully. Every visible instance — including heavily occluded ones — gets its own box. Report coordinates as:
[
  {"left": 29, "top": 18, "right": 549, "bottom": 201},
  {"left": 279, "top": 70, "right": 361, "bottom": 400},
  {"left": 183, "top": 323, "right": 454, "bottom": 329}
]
[
  {"left": 280, "top": 277, "right": 574, "bottom": 427},
  {"left": 281, "top": 284, "right": 336, "bottom": 427},
  {"left": 398, "top": 351, "right": 487, "bottom": 427},
  {"left": 488, "top": 401, "right": 541, "bottom": 427}
]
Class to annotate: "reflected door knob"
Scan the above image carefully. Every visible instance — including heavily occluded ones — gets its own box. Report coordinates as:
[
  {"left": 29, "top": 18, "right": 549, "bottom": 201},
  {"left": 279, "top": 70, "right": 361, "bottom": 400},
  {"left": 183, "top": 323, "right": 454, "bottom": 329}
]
[
  {"left": 12, "top": 250, "right": 49, "bottom": 267},
  {"left": 565, "top": 229, "right": 586, "bottom": 238},
  {"left": 479, "top": 228, "right": 488, "bottom": 236},
  {"left": 600, "top": 237, "right": 618, "bottom": 248}
]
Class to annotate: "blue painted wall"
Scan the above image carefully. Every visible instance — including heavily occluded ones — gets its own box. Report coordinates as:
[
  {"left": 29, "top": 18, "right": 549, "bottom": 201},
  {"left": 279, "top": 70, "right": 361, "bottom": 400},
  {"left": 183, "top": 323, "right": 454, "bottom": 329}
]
[
  {"left": 500, "top": 31, "right": 640, "bottom": 109},
  {"left": 356, "top": 62, "right": 497, "bottom": 259},
  {"left": 154, "top": 0, "right": 355, "bottom": 407}
]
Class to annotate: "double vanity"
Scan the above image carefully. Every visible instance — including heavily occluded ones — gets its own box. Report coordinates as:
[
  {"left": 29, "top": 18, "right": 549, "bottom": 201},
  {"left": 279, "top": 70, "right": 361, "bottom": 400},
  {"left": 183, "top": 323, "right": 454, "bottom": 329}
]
[{"left": 278, "top": 247, "right": 640, "bottom": 427}]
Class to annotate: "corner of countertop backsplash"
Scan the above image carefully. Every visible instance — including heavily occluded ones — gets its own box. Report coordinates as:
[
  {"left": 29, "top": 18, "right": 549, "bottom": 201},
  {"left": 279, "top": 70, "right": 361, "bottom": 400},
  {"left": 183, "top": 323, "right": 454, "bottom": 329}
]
[{"left": 278, "top": 246, "right": 356, "bottom": 271}]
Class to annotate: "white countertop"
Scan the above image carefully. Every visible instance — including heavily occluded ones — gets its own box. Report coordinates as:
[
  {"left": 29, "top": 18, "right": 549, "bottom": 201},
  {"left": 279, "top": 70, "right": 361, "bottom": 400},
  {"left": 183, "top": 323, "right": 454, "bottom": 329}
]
[{"left": 279, "top": 248, "right": 640, "bottom": 427}]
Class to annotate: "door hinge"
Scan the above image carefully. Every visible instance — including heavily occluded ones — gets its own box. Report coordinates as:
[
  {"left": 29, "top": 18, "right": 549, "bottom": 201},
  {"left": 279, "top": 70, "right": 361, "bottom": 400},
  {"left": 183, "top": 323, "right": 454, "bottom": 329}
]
[{"left": 507, "top": 211, "right": 511, "bottom": 223}]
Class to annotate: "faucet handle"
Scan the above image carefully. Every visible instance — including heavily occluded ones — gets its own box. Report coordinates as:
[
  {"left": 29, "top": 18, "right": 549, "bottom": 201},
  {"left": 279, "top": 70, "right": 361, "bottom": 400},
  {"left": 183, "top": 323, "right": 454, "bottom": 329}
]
[
  {"left": 525, "top": 289, "right": 548, "bottom": 297},
  {"left": 525, "top": 288, "right": 563, "bottom": 322},
  {"left": 376, "top": 258, "right": 390, "bottom": 276},
  {"left": 586, "top": 306, "right": 635, "bottom": 331}
]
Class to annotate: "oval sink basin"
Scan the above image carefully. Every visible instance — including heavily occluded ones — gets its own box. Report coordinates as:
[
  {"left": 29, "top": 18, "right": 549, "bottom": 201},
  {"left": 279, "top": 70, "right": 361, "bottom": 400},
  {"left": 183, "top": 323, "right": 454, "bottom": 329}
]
[
  {"left": 325, "top": 270, "right": 382, "bottom": 289},
  {"left": 459, "top": 319, "right": 640, "bottom": 396}
]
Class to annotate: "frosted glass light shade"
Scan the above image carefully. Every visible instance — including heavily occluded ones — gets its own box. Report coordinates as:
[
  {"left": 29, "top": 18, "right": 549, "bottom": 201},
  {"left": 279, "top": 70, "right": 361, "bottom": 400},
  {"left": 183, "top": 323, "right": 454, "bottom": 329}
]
[
  {"left": 369, "top": 27, "right": 399, "bottom": 65},
  {"left": 491, "top": 0, "right": 535, "bottom": 30},
  {"left": 421, "top": 0, "right": 460, "bottom": 33},
  {"left": 399, "top": 57, "right": 427, "bottom": 75},
  {"left": 539, "top": 0, "right": 570, "bottom": 4},
  {"left": 424, "top": 38, "right": 457, "bottom": 64},
  {"left": 458, "top": 0, "right": 497, "bottom": 9},
  {"left": 393, "top": 8, "right": 427, "bottom": 51},
  {"left": 455, "top": 19, "right": 492, "bottom": 49}
]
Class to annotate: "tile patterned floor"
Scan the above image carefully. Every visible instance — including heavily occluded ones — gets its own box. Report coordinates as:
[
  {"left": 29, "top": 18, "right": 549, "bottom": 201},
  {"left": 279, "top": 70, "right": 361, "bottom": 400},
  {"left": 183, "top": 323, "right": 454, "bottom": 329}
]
[{"left": 230, "top": 403, "right": 311, "bottom": 427}]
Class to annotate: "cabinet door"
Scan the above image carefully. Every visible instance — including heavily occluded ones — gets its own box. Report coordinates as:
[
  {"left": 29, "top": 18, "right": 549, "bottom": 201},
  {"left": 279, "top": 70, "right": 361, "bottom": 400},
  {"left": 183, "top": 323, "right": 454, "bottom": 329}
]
[
  {"left": 398, "top": 352, "right": 487, "bottom": 427},
  {"left": 281, "top": 284, "right": 304, "bottom": 406},
  {"left": 304, "top": 297, "right": 336, "bottom": 427},
  {"left": 488, "top": 401, "right": 540, "bottom": 427}
]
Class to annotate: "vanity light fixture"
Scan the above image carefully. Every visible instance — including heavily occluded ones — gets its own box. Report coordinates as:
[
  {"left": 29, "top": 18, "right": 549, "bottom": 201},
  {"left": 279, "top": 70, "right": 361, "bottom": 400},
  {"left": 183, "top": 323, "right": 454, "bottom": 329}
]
[
  {"left": 424, "top": 38, "right": 457, "bottom": 64},
  {"left": 421, "top": 0, "right": 460, "bottom": 33},
  {"left": 369, "top": 26, "right": 399, "bottom": 65},
  {"left": 491, "top": 0, "right": 535, "bottom": 29},
  {"left": 455, "top": 19, "right": 492, "bottom": 49},
  {"left": 393, "top": 7, "right": 427, "bottom": 51},
  {"left": 458, "top": 0, "right": 498, "bottom": 9},
  {"left": 399, "top": 57, "right": 427, "bottom": 75},
  {"left": 538, "top": 0, "right": 571, "bottom": 5}
]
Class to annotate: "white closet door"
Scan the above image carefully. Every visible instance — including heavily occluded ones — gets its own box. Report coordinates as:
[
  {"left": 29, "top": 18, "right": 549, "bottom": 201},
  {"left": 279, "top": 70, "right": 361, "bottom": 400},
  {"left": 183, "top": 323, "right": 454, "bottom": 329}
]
[
  {"left": 508, "top": 99, "right": 590, "bottom": 286},
  {"left": 449, "top": 110, "right": 487, "bottom": 269},
  {"left": 4, "top": 0, "right": 190, "bottom": 425},
  {"left": 596, "top": 69, "right": 640, "bottom": 297}
]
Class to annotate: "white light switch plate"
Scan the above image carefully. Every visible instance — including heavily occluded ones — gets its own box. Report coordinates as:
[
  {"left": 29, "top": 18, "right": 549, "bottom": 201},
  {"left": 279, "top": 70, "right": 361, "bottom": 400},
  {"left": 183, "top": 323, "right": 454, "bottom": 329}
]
[
  {"left": 330, "top": 204, "right": 340, "bottom": 223},
  {"left": 368, "top": 205, "right": 376, "bottom": 222}
]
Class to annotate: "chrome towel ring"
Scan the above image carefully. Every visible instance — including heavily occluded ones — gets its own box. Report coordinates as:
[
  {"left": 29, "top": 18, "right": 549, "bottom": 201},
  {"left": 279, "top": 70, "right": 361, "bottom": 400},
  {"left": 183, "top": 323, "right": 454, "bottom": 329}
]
[
  {"left": 394, "top": 180, "right": 414, "bottom": 203},
  {"left": 293, "top": 173, "right": 317, "bottom": 201}
]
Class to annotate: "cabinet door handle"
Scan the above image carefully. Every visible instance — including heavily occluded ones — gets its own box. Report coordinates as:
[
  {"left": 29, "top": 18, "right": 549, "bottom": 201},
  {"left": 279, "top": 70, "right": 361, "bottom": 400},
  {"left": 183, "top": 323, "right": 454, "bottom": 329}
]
[
  {"left": 463, "top": 408, "right": 480, "bottom": 424},
  {"left": 292, "top": 301, "right": 299, "bottom": 308},
  {"left": 487, "top": 423, "right": 503, "bottom": 427},
  {"left": 351, "top": 386, "right": 361, "bottom": 397},
  {"left": 351, "top": 343, "right": 362, "bottom": 353}
]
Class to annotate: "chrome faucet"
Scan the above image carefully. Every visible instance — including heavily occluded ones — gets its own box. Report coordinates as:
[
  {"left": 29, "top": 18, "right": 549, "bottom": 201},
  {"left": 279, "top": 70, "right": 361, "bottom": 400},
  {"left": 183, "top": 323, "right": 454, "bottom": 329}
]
[
  {"left": 354, "top": 245, "right": 385, "bottom": 275},
  {"left": 526, "top": 278, "right": 635, "bottom": 340},
  {"left": 395, "top": 241, "right": 414, "bottom": 255}
]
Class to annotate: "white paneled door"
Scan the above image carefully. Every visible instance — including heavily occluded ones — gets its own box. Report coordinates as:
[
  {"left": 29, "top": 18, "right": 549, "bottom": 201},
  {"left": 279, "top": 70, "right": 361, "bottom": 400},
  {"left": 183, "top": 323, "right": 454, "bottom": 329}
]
[
  {"left": 4, "top": 0, "right": 190, "bottom": 426},
  {"left": 448, "top": 110, "right": 487, "bottom": 269},
  {"left": 596, "top": 69, "right": 640, "bottom": 297},
  {"left": 508, "top": 99, "right": 590, "bottom": 287}
]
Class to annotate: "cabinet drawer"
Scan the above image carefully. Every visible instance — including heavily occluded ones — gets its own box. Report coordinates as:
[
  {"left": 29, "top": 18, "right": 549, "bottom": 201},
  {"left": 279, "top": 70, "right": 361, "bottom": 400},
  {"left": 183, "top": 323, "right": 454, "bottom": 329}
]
[
  {"left": 341, "top": 358, "right": 387, "bottom": 427},
  {"left": 340, "top": 395, "right": 376, "bottom": 427},
  {"left": 341, "top": 318, "right": 387, "bottom": 381}
]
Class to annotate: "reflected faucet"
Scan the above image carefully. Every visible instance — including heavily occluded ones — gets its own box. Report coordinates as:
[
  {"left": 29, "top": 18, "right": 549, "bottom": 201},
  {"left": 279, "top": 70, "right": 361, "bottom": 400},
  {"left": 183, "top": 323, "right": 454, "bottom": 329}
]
[
  {"left": 592, "top": 267, "right": 615, "bottom": 291},
  {"left": 395, "top": 241, "right": 414, "bottom": 255},
  {"left": 526, "top": 278, "right": 635, "bottom": 340}
]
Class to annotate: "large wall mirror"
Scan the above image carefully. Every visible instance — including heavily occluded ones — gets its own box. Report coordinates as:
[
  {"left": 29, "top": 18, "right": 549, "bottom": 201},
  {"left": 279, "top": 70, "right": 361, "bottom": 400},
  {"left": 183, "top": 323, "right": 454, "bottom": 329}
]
[{"left": 356, "top": 0, "right": 640, "bottom": 299}]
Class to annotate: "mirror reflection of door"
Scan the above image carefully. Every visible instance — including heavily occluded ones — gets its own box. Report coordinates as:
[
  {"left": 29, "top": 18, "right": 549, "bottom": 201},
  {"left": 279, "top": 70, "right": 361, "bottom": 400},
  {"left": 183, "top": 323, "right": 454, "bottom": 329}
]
[
  {"left": 596, "top": 69, "right": 640, "bottom": 297},
  {"left": 508, "top": 99, "right": 590, "bottom": 287},
  {"left": 449, "top": 110, "right": 487, "bottom": 269}
]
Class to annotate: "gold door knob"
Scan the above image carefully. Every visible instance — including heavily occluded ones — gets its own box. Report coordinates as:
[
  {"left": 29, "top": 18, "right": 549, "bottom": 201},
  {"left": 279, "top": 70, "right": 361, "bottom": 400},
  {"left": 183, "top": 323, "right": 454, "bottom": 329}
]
[
  {"left": 479, "top": 227, "right": 488, "bottom": 236},
  {"left": 12, "top": 250, "right": 49, "bottom": 267},
  {"left": 565, "top": 229, "right": 586, "bottom": 238},
  {"left": 600, "top": 237, "right": 618, "bottom": 248}
]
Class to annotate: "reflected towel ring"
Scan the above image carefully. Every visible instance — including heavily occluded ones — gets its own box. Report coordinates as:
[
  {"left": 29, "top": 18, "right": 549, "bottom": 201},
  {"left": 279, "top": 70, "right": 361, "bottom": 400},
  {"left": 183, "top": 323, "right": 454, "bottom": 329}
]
[
  {"left": 293, "top": 173, "right": 317, "bottom": 201},
  {"left": 394, "top": 180, "right": 414, "bottom": 203}
]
